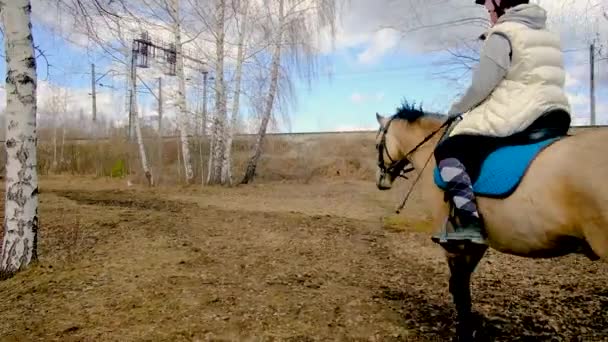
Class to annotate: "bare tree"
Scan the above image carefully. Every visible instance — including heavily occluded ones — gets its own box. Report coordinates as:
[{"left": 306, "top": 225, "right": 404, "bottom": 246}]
[
  {"left": 0, "top": 0, "right": 39, "bottom": 277},
  {"left": 240, "top": 0, "right": 285, "bottom": 184},
  {"left": 127, "top": 52, "right": 153, "bottom": 185},
  {"left": 42, "top": 86, "right": 65, "bottom": 171},
  {"left": 207, "top": 0, "right": 228, "bottom": 185},
  {"left": 170, "top": 0, "right": 196, "bottom": 184},
  {"left": 241, "top": 0, "right": 338, "bottom": 184},
  {"left": 130, "top": 90, "right": 153, "bottom": 185},
  {"left": 221, "top": 0, "right": 250, "bottom": 185},
  {"left": 430, "top": 37, "right": 483, "bottom": 87}
]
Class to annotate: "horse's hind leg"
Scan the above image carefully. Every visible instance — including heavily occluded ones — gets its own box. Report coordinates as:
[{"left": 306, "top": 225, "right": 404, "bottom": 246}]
[{"left": 445, "top": 244, "right": 488, "bottom": 342}]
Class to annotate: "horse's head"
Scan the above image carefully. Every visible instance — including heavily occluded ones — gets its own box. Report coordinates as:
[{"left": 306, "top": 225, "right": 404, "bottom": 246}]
[{"left": 375, "top": 100, "right": 446, "bottom": 190}]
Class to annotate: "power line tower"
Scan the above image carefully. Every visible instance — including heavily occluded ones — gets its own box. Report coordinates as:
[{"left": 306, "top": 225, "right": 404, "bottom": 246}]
[{"left": 128, "top": 31, "right": 210, "bottom": 139}]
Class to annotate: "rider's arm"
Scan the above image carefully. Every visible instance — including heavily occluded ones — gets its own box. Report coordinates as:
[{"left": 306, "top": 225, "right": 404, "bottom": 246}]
[{"left": 448, "top": 33, "right": 512, "bottom": 116}]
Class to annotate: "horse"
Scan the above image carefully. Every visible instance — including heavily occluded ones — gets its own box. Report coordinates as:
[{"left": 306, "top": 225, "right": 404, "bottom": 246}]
[{"left": 374, "top": 102, "right": 608, "bottom": 341}]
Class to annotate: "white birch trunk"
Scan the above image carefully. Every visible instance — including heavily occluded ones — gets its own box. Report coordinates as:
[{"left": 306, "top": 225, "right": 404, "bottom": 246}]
[
  {"left": 59, "top": 90, "right": 66, "bottom": 166},
  {"left": 129, "top": 53, "right": 152, "bottom": 186},
  {"left": 221, "top": 0, "right": 249, "bottom": 186},
  {"left": 208, "top": 0, "right": 227, "bottom": 185},
  {"left": 157, "top": 77, "right": 163, "bottom": 186},
  {"left": 206, "top": 112, "right": 216, "bottom": 184},
  {"left": 177, "top": 131, "right": 183, "bottom": 181},
  {"left": 52, "top": 118, "right": 58, "bottom": 171},
  {"left": 172, "top": 0, "right": 194, "bottom": 184},
  {"left": 134, "top": 111, "right": 151, "bottom": 185},
  {"left": 241, "top": 0, "right": 284, "bottom": 184},
  {"left": 0, "top": 0, "right": 39, "bottom": 276},
  {"left": 60, "top": 123, "right": 65, "bottom": 164}
]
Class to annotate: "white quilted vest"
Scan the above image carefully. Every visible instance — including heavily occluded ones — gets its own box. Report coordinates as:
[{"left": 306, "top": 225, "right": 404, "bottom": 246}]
[{"left": 449, "top": 19, "right": 571, "bottom": 137}]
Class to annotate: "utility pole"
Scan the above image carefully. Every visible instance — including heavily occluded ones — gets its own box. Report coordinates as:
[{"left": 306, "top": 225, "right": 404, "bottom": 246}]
[
  {"left": 91, "top": 63, "right": 99, "bottom": 176},
  {"left": 130, "top": 31, "right": 209, "bottom": 183},
  {"left": 157, "top": 77, "right": 163, "bottom": 185},
  {"left": 590, "top": 43, "right": 596, "bottom": 126},
  {"left": 129, "top": 42, "right": 138, "bottom": 140},
  {"left": 91, "top": 64, "right": 97, "bottom": 122}
]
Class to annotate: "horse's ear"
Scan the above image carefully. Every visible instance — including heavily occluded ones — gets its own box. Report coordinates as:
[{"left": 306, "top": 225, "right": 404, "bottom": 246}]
[{"left": 376, "top": 113, "right": 387, "bottom": 126}]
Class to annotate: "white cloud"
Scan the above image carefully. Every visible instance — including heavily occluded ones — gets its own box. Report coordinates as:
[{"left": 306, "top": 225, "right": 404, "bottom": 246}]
[
  {"left": 350, "top": 92, "right": 365, "bottom": 104},
  {"left": 357, "top": 28, "right": 400, "bottom": 64},
  {"left": 566, "top": 90, "right": 608, "bottom": 125},
  {"left": 565, "top": 71, "right": 581, "bottom": 88},
  {"left": 568, "top": 92, "right": 588, "bottom": 107},
  {"left": 349, "top": 91, "right": 386, "bottom": 104},
  {"left": 320, "top": 0, "right": 607, "bottom": 66},
  {"left": 543, "top": 0, "right": 608, "bottom": 45}
]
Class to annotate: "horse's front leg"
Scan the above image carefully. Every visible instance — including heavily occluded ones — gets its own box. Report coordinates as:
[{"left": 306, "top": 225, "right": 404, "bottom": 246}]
[{"left": 446, "top": 246, "right": 487, "bottom": 342}]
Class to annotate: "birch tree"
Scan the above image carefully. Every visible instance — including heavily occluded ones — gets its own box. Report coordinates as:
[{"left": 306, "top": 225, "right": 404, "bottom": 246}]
[
  {"left": 0, "top": 0, "right": 39, "bottom": 277},
  {"left": 207, "top": 0, "right": 228, "bottom": 185},
  {"left": 128, "top": 51, "right": 153, "bottom": 185},
  {"left": 50, "top": 0, "right": 196, "bottom": 184},
  {"left": 221, "top": 0, "right": 250, "bottom": 185},
  {"left": 240, "top": 0, "right": 284, "bottom": 184},
  {"left": 170, "top": 0, "right": 196, "bottom": 184},
  {"left": 241, "top": 0, "right": 337, "bottom": 184},
  {"left": 130, "top": 87, "right": 153, "bottom": 185}
]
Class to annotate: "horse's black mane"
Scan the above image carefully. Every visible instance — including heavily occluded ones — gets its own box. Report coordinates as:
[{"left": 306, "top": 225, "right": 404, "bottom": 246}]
[
  {"left": 394, "top": 99, "right": 425, "bottom": 122},
  {"left": 393, "top": 98, "right": 445, "bottom": 122}
]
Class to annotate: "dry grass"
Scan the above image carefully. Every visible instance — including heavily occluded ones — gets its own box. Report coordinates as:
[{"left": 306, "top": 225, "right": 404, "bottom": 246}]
[{"left": 32, "top": 133, "right": 378, "bottom": 186}]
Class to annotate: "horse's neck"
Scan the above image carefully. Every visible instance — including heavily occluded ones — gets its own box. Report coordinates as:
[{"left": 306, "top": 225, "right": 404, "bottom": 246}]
[
  {"left": 405, "top": 143, "right": 449, "bottom": 223},
  {"left": 394, "top": 117, "right": 446, "bottom": 194},
  {"left": 410, "top": 145, "right": 438, "bottom": 184},
  {"left": 403, "top": 122, "right": 445, "bottom": 204}
]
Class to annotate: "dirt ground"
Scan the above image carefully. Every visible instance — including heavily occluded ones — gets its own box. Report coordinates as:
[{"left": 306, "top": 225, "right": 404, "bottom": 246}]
[{"left": 1, "top": 176, "right": 607, "bottom": 341}]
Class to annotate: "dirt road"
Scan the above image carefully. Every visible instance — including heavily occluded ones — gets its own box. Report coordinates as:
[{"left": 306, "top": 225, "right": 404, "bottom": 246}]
[{"left": 0, "top": 177, "right": 607, "bottom": 341}]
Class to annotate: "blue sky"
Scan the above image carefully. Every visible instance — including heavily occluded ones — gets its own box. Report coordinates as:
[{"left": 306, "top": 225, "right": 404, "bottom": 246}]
[
  {"left": 0, "top": 0, "right": 606, "bottom": 133},
  {"left": 289, "top": 48, "right": 458, "bottom": 132},
  {"left": 289, "top": 44, "right": 607, "bottom": 132}
]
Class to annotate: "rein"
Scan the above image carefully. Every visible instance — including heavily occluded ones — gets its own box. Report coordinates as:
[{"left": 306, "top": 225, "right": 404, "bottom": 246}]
[{"left": 378, "top": 115, "right": 461, "bottom": 214}]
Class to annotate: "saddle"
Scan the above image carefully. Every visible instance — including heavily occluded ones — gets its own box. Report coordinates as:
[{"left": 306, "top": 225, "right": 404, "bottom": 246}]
[
  {"left": 433, "top": 110, "right": 571, "bottom": 198},
  {"left": 508, "top": 109, "right": 571, "bottom": 143}
]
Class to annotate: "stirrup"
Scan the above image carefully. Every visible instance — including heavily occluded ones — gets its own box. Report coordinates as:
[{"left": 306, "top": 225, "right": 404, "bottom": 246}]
[
  {"left": 431, "top": 229, "right": 488, "bottom": 246},
  {"left": 431, "top": 208, "right": 488, "bottom": 247}
]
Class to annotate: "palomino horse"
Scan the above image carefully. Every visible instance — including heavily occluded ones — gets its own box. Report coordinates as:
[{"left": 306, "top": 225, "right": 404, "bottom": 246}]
[{"left": 374, "top": 102, "right": 608, "bottom": 341}]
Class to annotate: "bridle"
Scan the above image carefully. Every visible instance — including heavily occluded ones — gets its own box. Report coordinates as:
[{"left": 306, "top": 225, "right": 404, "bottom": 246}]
[
  {"left": 377, "top": 114, "right": 459, "bottom": 180},
  {"left": 376, "top": 117, "right": 415, "bottom": 181},
  {"left": 376, "top": 114, "right": 461, "bottom": 212}
]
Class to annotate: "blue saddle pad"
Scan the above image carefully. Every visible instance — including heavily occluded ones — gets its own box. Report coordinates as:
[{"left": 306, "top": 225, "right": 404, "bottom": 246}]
[{"left": 433, "top": 138, "right": 560, "bottom": 198}]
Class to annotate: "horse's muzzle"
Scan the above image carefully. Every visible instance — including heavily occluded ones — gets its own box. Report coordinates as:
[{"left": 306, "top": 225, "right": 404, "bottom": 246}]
[{"left": 376, "top": 170, "right": 393, "bottom": 190}]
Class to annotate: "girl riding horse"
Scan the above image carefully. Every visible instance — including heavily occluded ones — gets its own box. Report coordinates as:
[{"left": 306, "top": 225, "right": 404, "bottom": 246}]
[{"left": 434, "top": 0, "right": 571, "bottom": 246}]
